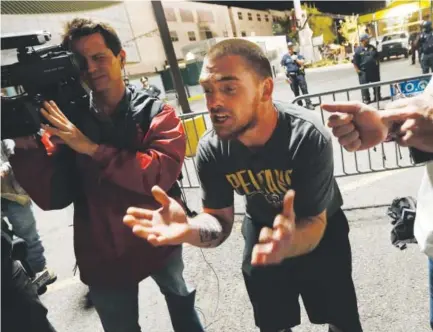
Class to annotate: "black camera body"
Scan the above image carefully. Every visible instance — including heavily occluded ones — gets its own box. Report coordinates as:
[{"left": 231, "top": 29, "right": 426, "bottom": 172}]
[{"left": 1, "top": 31, "right": 89, "bottom": 139}]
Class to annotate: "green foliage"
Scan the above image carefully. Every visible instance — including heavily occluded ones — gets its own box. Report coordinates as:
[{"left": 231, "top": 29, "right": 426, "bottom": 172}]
[
  {"left": 305, "top": 58, "right": 350, "bottom": 68},
  {"left": 340, "top": 15, "right": 361, "bottom": 46},
  {"left": 272, "top": 13, "right": 299, "bottom": 44},
  {"left": 304, "top": 5, "right": 336, "bottom": 44}
]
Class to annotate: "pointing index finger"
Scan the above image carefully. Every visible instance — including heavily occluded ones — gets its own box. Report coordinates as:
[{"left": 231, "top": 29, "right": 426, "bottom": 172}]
[{"left": 321, "top": 102, "right": 364, "bottom": 114}]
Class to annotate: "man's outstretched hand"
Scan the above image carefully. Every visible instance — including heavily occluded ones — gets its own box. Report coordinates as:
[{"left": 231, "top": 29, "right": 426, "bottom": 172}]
[
  {"left": 322, "top": 92, "right": 433, "bottom": 153},
  {"left": 251, "top": 190, "right": 296, "bottom": 266},
  {"left": 123, "top": 186, "right": 191, "bottom": 246}
]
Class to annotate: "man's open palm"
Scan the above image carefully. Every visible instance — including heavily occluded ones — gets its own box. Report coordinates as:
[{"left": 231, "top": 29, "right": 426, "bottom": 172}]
[
  {"left": 123, "top": 186, "right": 190, "bottom": 246},
  {"left": 251, "top": 190, "right": 296, "bottom": 266}
]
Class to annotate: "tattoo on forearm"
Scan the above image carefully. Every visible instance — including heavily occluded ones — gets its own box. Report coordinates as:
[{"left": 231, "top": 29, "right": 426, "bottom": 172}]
[
  {"left": 199, "top": 227, "right": 220, "bottom": 244},
  {"left": 196, "top": 218, "right": 226, "bottom": 247}
]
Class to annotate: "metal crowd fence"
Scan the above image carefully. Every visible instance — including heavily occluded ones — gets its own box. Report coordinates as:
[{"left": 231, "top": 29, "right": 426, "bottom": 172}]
[
  {"left": 178, "top": 74, "right": 431, "bottom": 189},
  {"left": 179, "top": 110, "right": 211, "bottom": 189}
]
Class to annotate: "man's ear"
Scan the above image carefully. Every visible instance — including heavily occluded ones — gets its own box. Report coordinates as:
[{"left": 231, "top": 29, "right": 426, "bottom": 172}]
[
  {"left": 261, "top": 77, "right": 274, "bottom": 102},
  {"left": 119, "top": 49, "right": 126, "bottom": 67}
]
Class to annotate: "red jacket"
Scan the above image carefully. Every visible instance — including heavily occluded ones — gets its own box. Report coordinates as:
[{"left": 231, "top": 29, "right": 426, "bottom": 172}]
[{"left": 10, "top": 89, "right": 185, "bottom": 287}]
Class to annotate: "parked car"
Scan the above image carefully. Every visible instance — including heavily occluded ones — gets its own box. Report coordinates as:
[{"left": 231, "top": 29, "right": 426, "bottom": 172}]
[{"left": 379, "top": 32, "right": 409, "bottom": 61}]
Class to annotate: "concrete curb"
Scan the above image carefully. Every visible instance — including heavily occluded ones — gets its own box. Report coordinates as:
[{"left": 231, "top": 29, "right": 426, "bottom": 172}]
[{"left": 305, "top": 62, "right": 353, "bottom": 73}]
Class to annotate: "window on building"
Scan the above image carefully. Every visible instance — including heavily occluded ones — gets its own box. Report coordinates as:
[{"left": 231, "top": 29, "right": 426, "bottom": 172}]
[
  {"left": 188, "top": 31, "right": 196, "bottom": 41},
  {"left": 241, "top": 31, "right": 247, "bottom": 37},
  {"left": 205, "top": 30, "right": 213, "bottom": 39},
  {"left": 237, "top": 12, "right": 243, "bottom": 20},
  {"left": 180, "top": 8, "right": 194, "bottom": 22},
  {"left": 257, "top": 14, "right": 261, "bottom": 21},
  {"left": 164, "top": 7, "right": 177, "bottom": 22},
  {"left": 170, "top": 31, "right": 179, "bottom": 42},
  {"left": 223, "top": 30, "right": 229, "bottom": 37},
  {"left": 248, "top": 13, "right": 252, "bottom": 21},
  {"left": 197, "top": 9, "right": 214, "bottom": 23},
  {"left": 265, "top": 14, "right": 269, "bottom": 22}
]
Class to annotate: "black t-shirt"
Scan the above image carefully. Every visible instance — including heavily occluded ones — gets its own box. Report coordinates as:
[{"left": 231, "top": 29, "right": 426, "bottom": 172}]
[{"left": 197, "top": 101, "right": 342, "bottom": 224}]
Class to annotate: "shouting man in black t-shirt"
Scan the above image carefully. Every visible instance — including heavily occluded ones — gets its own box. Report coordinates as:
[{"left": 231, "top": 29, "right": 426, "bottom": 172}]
[{"left": 123, "top": 39, "right": 363, "bottom": 332}]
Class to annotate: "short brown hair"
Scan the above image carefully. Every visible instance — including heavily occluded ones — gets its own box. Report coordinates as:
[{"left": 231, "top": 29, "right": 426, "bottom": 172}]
[
  {"left": 62, "top": 18, "right": 122, "bottom": 55},
  {"left": 206, "top": 39, "right": 272, "bottom": 79}
]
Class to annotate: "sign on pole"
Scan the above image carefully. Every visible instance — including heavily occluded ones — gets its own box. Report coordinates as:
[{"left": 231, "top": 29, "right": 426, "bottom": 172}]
[{"left": 390, "top": 76, "right": 432, "bottom": 97}]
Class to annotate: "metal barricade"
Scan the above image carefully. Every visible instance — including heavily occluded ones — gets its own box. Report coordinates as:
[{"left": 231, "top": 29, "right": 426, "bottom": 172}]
[
  {"left": 291, "top": 74, "right": 431, "bottom": 178},
  {"left": 178, "top": 111, "right": 211, "bottom": 188}
]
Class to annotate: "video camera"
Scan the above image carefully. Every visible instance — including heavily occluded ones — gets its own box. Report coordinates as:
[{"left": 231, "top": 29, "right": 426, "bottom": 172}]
[{"left": 1, "top": 31, "right": 89, "bottom": 139}]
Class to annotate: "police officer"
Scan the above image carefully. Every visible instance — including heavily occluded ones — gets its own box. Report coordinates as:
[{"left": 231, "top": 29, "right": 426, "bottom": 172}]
[
  {"left": 408, "top": 31, "right": 419, "bottom": 65},
  {"left": 353, "top": 34, "right": 381, "bottom": 103},
  {"left": 140, "top": 76, "right": 161, "bottom": 98},
  {"left": 419, "top": 21, "right": 433, "bottom": 73},
  {"left": 280, "top": 42, "right": 314, "bottom": 110}
]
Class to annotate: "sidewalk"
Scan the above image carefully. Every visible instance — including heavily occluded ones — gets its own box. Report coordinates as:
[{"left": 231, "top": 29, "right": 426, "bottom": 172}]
[{"left": 274, "top": 62, "right": 354, "bottom": 81}]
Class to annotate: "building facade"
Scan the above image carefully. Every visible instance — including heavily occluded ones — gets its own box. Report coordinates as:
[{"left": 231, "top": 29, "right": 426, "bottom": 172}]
[
  {"left": 229, "top": 6, "right": 273, "bottom": 37},
  {"left": 2, "top": 0, "right": 285, "bottom": 87}
]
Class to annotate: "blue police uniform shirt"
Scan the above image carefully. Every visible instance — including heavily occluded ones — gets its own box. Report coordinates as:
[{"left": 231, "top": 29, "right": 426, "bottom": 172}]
[
  {"left": 281, "top": 53, "right": 304, "bottom": 74},
  {"left": 353, "top": 44, "right": 379, "bottom": 72},
  {"left": 420, "top": 32, "right": 433, "bottom": 54}
]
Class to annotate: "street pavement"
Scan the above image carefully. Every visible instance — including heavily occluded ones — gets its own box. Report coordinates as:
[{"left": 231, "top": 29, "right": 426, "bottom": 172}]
[{"left": 27, "top": 57, "right": 433, "bottom": 332}]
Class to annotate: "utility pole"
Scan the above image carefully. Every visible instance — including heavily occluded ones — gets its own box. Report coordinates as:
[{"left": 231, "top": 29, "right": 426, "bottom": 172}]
[{"left": 151, "top": 1, "right": 191, "bottom": 113}]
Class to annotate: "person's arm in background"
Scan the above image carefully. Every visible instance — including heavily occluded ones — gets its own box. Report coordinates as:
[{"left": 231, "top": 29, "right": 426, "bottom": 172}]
[
  {"left": 152, "top": 85, "right": 161, "bottom": 97},
  {"left": 295, "top": 54, "right": 305, "bottom": 67},
  {"left": 280, "top": 54, "right": 286, "bottom": 67},
  {"left": 371, "top": 44, "right": 380, "bottom": 62},
  {"left": 1, "top": 140, "right": 13, "bottom": 177},
  {"left": 352, "top": 51, "right": 361, "bottom": 73},
  {"left": 321, "top": 76, "right": 433, "bottom": 153},
  {"left": 9, "top": 134, "right": 76, "bottom": 210}
]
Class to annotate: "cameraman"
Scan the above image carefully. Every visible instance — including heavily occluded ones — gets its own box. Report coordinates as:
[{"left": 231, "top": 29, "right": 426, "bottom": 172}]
[
  {"left": 281, "top": 42, "right": 314, "bottom": 110},
  {"left": 2, "top": 222, "right": 57, "bottom": 332},
  {"left": 9, "top": 18, "right": 203, "bottom": 332}
]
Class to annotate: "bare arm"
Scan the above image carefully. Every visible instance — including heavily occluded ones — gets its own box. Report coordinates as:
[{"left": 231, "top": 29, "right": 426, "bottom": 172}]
[
  {"left": 185, "top": 206, "right": 235, "bottom": 248},
  {"left": 353, "top": 64, "right": 360, "bottom": 72},
  {"left": 286, "top": 210, "right": 327, "bottom": 257},
  {"left": 1, "top": 140, "right": 13, "bottom": 175},
  {"left": 252, "top": 191, "right": 328, "bottom": 265}
]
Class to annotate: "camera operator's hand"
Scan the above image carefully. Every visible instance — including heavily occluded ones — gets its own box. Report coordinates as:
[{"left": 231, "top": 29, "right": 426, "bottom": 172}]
[
  {"left": 40, "top": 101, "right": 99, "bottom": 156},
  {"left": 382, "top": 94, "right": 433, "bottom": 152}
]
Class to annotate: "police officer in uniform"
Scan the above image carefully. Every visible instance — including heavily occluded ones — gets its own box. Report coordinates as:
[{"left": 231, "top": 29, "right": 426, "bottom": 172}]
[
  {"left": 353, "top": 34, "right": 381, "bottom": 103},
  {"left": 409, "top": 31, "right": 419, "bottom": 65},
  {"left": 419, "top": 21, "right": 433, "bottom": 73},
  {"left": 281, "top": 42, "right": 314, "bottom": 110}
]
